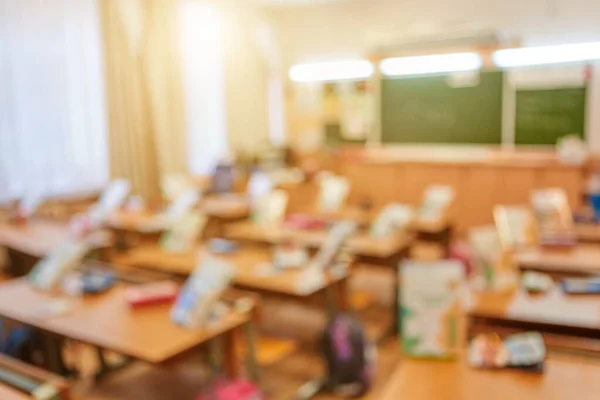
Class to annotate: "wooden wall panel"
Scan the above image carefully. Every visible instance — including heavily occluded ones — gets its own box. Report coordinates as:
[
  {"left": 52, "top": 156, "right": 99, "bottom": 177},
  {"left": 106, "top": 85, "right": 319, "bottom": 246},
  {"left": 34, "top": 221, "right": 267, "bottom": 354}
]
[
  {"left": 536, "top": 168, "right": 584, "bottom": 210},
  {"left": 457, "top": 167, "right": 498, "bottom": 231},
  {"left": 494, "top": 167, "right": 537, "bottom": 206},
  {"left": 399, "top": 165, "right": 460, "bottom": 205},
  {"left": 342, "top": 163, "right": 402, "bottom": 208},
  {"left": 336, "top": 151, "right": 586, "bottom": 233}
]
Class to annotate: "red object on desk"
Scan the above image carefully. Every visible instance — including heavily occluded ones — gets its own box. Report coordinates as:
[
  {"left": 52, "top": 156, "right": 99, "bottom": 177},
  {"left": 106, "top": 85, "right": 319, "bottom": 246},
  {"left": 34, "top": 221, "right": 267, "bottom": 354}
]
[
  {"left": 124, "top": 281, "right": 179, "bottom": 308},
  {"left": 284, "top": 214, "right": 327, "bottom": 230},
  {"left": 449, "top": 242, "right": 474, "bottom": 277}
]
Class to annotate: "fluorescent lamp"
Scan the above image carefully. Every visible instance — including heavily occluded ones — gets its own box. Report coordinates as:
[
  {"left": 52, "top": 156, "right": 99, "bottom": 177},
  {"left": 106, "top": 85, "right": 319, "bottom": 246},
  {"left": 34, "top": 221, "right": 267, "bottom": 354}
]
[
  {"left": 493, "top": 42, "right": 600, "bottom": 68},
  {"left": 380, "top": 52, "right": 482, "bottom": 77},
  {"left": 289, "top": 60, "right": 374, "bottom": 82}
]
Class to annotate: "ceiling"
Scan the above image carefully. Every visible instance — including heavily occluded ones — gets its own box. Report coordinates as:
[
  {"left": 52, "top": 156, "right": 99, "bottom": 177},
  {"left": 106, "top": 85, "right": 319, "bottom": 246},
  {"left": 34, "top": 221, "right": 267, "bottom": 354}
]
[
  {"left": 246, "top": 0, "right": 349, "bottom": 6},
  {"left": 266, "top": 0, "right": 600, "bottom": 65}
]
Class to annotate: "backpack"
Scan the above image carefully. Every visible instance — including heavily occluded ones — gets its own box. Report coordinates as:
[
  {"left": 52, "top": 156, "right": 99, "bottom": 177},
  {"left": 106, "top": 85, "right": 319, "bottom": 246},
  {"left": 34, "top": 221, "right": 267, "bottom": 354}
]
[
  {"left": 320, "top": 313, "right": 376, "bottom": 397},
  {"left": 0, "top": 319, "right": 37, "bottom": 364}
]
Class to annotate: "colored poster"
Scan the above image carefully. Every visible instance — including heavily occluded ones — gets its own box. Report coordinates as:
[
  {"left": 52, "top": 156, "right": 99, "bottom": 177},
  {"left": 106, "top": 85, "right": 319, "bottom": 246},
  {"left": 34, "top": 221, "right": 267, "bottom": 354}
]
[{"left": 401, "top": 260, "right": 464, "bottom": 358}]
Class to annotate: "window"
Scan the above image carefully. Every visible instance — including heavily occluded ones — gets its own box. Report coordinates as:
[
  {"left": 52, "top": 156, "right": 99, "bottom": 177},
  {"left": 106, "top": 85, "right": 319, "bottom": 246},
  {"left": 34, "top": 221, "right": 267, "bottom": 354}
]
[{"left": 0, "top": 0, "right": 109, "bottom": 203}]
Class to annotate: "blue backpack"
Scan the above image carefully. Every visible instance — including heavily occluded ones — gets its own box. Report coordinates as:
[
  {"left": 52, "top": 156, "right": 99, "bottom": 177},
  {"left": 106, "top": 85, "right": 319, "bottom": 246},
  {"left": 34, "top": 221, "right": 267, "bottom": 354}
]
[
  {"left": 320, "top": 313, "right": 376, "bottom": 397},
  {"left": 0, "top": 319, "right": 37, "bottom": 364}
]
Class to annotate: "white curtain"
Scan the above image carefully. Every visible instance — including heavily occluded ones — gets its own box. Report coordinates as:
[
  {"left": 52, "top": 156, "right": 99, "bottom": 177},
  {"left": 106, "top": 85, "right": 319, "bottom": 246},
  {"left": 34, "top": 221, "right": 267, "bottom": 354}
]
[
  {"left": 255, "top": 21, "right": 286, "bottom": 147},
  {"left": 0, "top": 0, "right": 108, "bottom": 203},
  {"left": 178, "top": 1, "right": 228, "bottom": 176}
]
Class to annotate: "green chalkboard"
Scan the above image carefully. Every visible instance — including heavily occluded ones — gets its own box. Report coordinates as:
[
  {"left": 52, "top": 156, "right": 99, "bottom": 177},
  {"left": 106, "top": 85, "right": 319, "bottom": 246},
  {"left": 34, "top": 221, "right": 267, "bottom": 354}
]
[
  {"left": 515, "top": 88, "right": 587, "bottom": 145},
  {"left": 381, "top": 71, "right": 503, "bottom": 144}
]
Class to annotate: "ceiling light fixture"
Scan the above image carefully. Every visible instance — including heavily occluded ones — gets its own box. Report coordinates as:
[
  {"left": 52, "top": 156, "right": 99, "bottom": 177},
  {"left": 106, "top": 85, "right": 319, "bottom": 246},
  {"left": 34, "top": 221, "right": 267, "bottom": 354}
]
[
  {"left": 289, "top": 60, "right": 374, "bottom": 82},
  {"left": 380, "top": 52, "right": 482, "bottom": 77},
  {"left": 493, "top": 42, "right": 600, "bottom": 68}
]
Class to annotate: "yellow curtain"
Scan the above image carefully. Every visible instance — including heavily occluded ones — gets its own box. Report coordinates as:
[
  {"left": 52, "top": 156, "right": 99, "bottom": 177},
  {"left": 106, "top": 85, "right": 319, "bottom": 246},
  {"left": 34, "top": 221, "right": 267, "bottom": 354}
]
[{"left": 100, "top": 0, "right": 187, "bottom": 203}]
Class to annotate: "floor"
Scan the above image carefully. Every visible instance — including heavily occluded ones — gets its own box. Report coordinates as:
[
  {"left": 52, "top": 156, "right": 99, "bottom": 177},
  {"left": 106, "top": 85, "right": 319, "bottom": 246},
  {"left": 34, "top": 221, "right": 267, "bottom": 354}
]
[
  {"left": 0, "top": 251, "right": 405, "bottom": 399},
  {"left": 67, "top": 266, "right": 403, "bottom": 399},
  {"left": 72, "top": 337, "right": 402, "bottom": 400}
]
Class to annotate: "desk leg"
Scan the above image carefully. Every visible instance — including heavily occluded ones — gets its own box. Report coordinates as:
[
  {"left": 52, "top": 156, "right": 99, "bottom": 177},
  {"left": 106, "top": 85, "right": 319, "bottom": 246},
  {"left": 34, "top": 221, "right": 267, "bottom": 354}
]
[
  {"left": 40, "top": 333, "right": 70, "bottom": 376},
  {"left": 115, "top": 231, "right": 127, "bottom": 252},
  {"left": 393, "top": 263, "right": 401, "bottom": 338},
  {"left": 442, "top": 226, "right": 452, "bottom": 256},
  {"left": 94, "top": 347, "right": 131, "bottom": 380},
  {"left": 335, "top": 278, "right": 348, "bottom": 312},
  {"left": 95, "top": 347, "right": 110, "bottom": 380},
  {"left": 324, "top": 287, "right": 337, "bottom": 321},
  {"left": 391, "top": 251, "right": 408, "bottom": 339},
  {"left": 222, "top": 329, "right": 244, "bottom": 380},
  {"left": 208, "top": 336, "right": 224, "bottom": 378},
  {"left": 204, "top": 217, "right": 224, "bottom": 239},
  {"left": 243, "top": 322, "right": 259, "bottom": 383}
]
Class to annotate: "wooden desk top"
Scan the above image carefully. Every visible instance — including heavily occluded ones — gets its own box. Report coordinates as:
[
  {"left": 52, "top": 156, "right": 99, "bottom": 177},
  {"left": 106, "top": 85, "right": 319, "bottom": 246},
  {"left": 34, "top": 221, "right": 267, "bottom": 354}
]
[
  {"left": 0, "top": 220, "right": 69, "bottom": 257},
  {"left": 107, "top": 194, "right": 249, "bottom": 231},
  {"left": 381, "top": 352, "right": 600, "bottom": 400},
  {"left": 108, "top": 211, "right": 166, "bottom": 233},
  {"left": 0, "top": 279, "right": 252, "bottom": 363},
  {"left": 0, "top": 220, "right": 111, "bottom": 258},
  {"left": 575, "top": 224, "right": 600, "bottom": 242},
  {"left": 224, "top": 221, "right": 412, "bottom": 259},
  {"left": 469, "top": 287, "right": 600, "bottom": 330},
  {"left": 514, "top": 244, "right": 600, "bottom": 275},
  {"left": 118, "top": 244, "right": 347, "bottom": 296},
  {"left": 201, "top": 195, "right": 249, "bottom": 220},
  {"left": 294, "top": 207, "right": 373, "bottom": 226}
]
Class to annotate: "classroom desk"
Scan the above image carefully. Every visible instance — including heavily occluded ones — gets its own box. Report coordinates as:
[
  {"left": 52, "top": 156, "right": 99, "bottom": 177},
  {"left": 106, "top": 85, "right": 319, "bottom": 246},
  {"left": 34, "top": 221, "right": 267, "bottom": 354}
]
[
  {"left": 289, "top": 208, "right": 451, "bottom": 250},
  {"left": 107, "top": 195, "right": 250, "bottom": 245},
  {"left": 0, "top": 220, "right": 68, "bottom": 258},
  {"left": 0, "top": 220, "right": 110, "bottom": 276},
  {"left": 293, "top": 207, "right": 373, "bottom": 227},
  {"left": 107, "top": 195, "right": 249, "bottom": 227},
  {"left": 223, "top": 221, "right": 411, "bottom": 336},
  {"left": 0, "top": 354, "right": 71, "bottom": 400},
  {"left": 411, "top": 218, "right": 453, "bottom": 253},
  {"left": 224, "top": 221, "right": 412, "bottom": 259},
  {"left": 117, "top": 244, "right": 348, "bottom": 317},
  {"left": 468, "top": 287, "right": 600, "bottom": 354},
  {"left": 106, "top": 211, "right": 165, "bottom": 250},
  {"left": 202, "top": 195, "right": 250, "bottom": 239},
  {"left": 0, "top": 278, "right": 256, "bottom": 379},
  {"left": 380, "top": 352, "right": 600, "bottom": 400},
  {"left": 515, "top": 244, "right": 600, "bottom": 277}
]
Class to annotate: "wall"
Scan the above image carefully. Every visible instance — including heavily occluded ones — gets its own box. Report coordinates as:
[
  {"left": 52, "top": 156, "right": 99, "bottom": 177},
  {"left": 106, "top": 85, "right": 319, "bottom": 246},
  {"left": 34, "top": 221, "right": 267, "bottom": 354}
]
[{"left": 268, "top": 0, "right": 600, "bottom": 152}]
